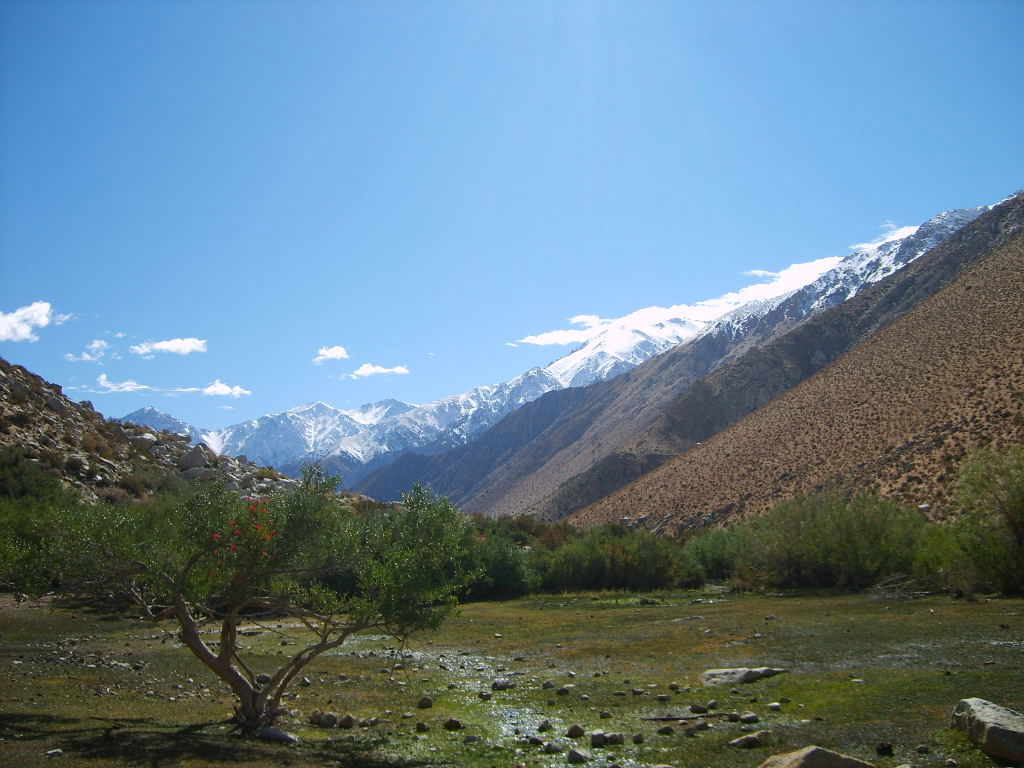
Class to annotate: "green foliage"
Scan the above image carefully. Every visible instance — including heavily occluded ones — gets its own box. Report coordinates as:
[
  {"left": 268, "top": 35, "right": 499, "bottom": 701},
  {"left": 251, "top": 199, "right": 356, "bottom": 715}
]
[
  {"left": 917, "top": 446, "right": 1024, "bottom": 595},
  {"left": 0, "top": 446, "right": 73, "bottom": 503},
  {"left": 680, "top": 490, "right": 928, "bottom": 592},
  {"left": 464, "top": 532, "right": 538, "bottom": 599},
  {"left": 536, "top": 524, "right": 703, "bottom": 592}
]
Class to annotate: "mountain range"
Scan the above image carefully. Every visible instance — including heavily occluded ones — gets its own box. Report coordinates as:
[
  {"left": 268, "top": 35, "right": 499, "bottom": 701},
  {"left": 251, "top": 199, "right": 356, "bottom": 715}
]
[
  {"left": 575, "top": 190, "right": 1024, "bottom": 531},
  {"left": 122, "top": 196, "right": 1007, "bottom": 516}
]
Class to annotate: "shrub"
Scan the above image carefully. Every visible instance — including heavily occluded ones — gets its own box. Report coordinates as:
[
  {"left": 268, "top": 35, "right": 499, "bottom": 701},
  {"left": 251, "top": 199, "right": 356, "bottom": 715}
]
[
  {"left": 729, "top": 490, "right": 927, "bottom": 591},
  {"left": 921, "top": 446, "right": 1024, "bottom": 595}
]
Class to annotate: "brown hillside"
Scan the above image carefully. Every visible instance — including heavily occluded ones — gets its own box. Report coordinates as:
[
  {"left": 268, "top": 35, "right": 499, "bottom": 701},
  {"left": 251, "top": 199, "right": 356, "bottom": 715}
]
[{"left": 573, "top": 204, "right": 1024, "bottom": 532}]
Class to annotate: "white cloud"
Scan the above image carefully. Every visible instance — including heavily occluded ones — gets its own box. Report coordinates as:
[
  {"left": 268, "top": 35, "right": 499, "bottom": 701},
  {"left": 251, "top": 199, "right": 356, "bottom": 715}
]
[
  {"left": 347, "top": 363, "right": 410, "bottom": 379},
  {"left": 97, "top": 373, "right": 151, "bottom": 393},
  {"left": 0, "top": 301, "right": 64, "bottom": 342},
  {"left": 82, "top": 373, "right": 245, "bottom": 398},
  {"left": 516, "top": 256, "right": 843, "bottom": 347},
  {"left": 130, "top": 337, "right": 207, "bottom": 358},
  {"left": 313, "top": 345, "right": 350, "bottom": 364},
  {"left": 202, "top": 379, "right": 251, "bottom": 397},
  {"left": 65, "top": 339, "right": 111, "bottom": 363}
]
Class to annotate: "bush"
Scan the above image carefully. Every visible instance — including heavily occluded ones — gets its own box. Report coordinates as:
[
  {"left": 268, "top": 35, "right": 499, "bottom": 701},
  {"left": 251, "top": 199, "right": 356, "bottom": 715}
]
[
  {"left": 919, "top": 446, "right": 1024, "bottom": 595},
  {"left": 701, "top": 490, "right": 927, "bottom": 591}
]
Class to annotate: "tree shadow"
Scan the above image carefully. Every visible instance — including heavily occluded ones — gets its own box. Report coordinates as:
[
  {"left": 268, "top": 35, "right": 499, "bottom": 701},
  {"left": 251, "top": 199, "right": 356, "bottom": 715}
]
[{"left": 1, "top": 712, "right": 447, "bottom": 767}]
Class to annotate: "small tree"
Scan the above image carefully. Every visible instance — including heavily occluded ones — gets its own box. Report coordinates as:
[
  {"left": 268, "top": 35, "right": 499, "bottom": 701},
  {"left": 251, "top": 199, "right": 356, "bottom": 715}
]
[{"left": 29, "top": 468, "right": 470, "bottom": 734}]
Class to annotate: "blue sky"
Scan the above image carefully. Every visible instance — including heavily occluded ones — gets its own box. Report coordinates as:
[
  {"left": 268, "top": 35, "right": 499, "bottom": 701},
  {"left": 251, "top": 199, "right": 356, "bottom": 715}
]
[{"left": 2, "top": 0, "right": 1022, "bottom": 430}]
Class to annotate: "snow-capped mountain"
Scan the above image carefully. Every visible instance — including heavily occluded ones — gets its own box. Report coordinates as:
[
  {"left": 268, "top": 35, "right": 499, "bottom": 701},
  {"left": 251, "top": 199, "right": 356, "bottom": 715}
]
[
  {"left": 694, "top": 203, "right": 992, "bottom": 345},
  {"left": 122, "top": 200, "right": 992, "bottom": 485},
  {"left": 117, "top": 406, "right": 206, "bottom": 444}
]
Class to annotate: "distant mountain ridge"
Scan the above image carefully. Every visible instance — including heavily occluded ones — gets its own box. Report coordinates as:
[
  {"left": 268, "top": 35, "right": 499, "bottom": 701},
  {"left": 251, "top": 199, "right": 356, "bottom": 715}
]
[
  {"left": 118, "top": 406, "right": 206, "bottom": 444},
  {"left": 358, "top": 199, "right": 996, "bottom": 510},
  {"left": 574, "top": 190, "right": 1024, "bottom": 531},
  {"left": 124, "top": 198, "right": 996, "bottom": 492}
]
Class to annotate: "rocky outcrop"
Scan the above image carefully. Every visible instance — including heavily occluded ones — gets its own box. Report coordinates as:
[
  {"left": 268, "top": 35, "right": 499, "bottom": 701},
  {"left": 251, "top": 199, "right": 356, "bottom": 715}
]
[
  {"left": 0, "top": 357, "right": 298, "bottom": 502},
  {"left": 951, "top": 697, "right": 1024, "bottom": 763}
]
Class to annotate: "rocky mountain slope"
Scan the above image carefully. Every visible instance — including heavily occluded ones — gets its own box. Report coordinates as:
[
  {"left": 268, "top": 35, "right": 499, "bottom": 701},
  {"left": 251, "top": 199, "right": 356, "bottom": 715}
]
[
  {"left": 359, "top": 200, "right": 995, "bottom": 512},
  {"left": 574, "top": 192, "right": 1024, "bottom": 532},
  {"left": 0, "top": 358, "right": 296, "bottom": 502}
]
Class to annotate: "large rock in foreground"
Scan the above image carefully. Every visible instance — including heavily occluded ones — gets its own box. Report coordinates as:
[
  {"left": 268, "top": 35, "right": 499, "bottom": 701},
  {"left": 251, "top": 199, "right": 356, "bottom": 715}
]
[
  {"left": 951, "top": 697, "right": 1024, "bottom": 763},
  {"left": 757, "top": 745, "right": 876, "bottom": 768},
  {"left": 700, "top": 667, "right": 788, "bottom": 686}
]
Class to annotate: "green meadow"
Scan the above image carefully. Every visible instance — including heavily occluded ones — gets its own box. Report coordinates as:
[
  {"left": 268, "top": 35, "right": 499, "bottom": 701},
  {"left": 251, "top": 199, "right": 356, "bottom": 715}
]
[{"left": 2, "top": 590, "right": 1021, "bottom": 768}]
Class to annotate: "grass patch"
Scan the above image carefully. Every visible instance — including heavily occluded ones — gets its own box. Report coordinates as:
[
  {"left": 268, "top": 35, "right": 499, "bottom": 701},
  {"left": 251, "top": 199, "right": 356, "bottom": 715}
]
[{"left": 1, "top": 591, "right": 1021, "bottom": 767}]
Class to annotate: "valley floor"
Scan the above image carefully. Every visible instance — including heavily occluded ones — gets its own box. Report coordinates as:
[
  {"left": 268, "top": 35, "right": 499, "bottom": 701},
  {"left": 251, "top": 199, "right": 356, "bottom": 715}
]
[{"left": 0, "top": 590, "right": 1021, "bottom": 768}]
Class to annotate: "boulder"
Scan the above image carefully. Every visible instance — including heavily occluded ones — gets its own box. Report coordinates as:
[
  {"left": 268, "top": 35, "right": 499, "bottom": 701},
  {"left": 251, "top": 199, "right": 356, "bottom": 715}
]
[
  {"left": 729, "top": 730, "right": 774, "bottom": 748},
  {"left": 253, "top": 726, "right": 299, "bottom": 743},
  {"left": 757, "top": 746, "right": 876, "bottom": 768},
  {"left": 700, "top": 667, "right": 788, "bottom": 686},
  {"left": 950, "top": 698, "right": 1024, "bottom": 763},
  {"left": 129, "top": 431, "right": 158, "bottom": 450},
  {"left": 178, "top": 443, "right": 215, "bottom": 470}
]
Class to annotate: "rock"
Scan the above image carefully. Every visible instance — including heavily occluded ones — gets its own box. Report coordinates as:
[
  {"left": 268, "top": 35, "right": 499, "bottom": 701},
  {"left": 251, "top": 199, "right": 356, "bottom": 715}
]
[
  {"left": 309, "top": 710, "right": 323, "bottom": 726},
  {"left": 590, "top": 730, "right": 607, "bottom": 747},
  {"left": 875, "top": 742, "right": 894, "bottom": 756},
  {"left": 253, "top": 726, "right": 300, "bottom": 743},
  {"left": 756, "top": 745, "right": 877, "bottom": 768},
  {"left": 567, "top": 724, "right": 585, "bottom": 738},
  {"left": 556, "top": 684, "right": 575, "bottom": 695},
  {"left": 128, "top": 431, "right": 157, "bottom": 449},
  {"left": 416, "top": 695, "right": 433, "bottom": 709},
  {"left": 299, "top": 676, "right": 312, "bottom": 687},
  {"left": 177, "top": 443, "right": 215, "bottom": 470},
  {"left": 45, "top": 748, "right": 64, "bottom": 757},
  {"left": 415, "top": 721, "right": 430, "bottom": 732},
  {"left": 567, "top": 747, "right": 592, "bottom": 763},
  {"left": 729, "top": 730, "right": 774, "bottom": 748},
  {"left": 478, "top": 690, "right": 492, "bottom": 700},
  {"left": 320, "top": 711, "right": 339, "bottom": 728},
  {"left": 740, "top": 712, "right": 761, "bottom": 724},
  {"left": 492, "top": 678, "right": 515, "bottom": 691},
  {"left": 256, "top": 673, "right": 272, "bottom": 685},
  {"left": 950, "top": 698, "right": 1024, "bottom": 763},
  {"left": 657, "top": 725, "right": 675, "bottom": 735},
  {"left": 632, "top": 733, "right": 645, "bottom": 744},
  {"left": 537, "top": 719, "right": 553, "bottom": 732},
  {"left": 700, "top": 667, "right": 788, "bottom": 686},
  {"left": 690, "top": 703, "right": 708, "bottom": 714},
  {"left": 463, "top": 734, "right": 479, "bottom": 744},
  {"left": 606, "top": 732, "right": 625, "bottom": 745},
  {"left": 542, "top": 742, "right": 562, "bottom": 754},
  {"left": 338, "top": 713, "right": 356, "bottom": 729},
  {"left": 443, "top": 718, "right": 463, "bottom": 731}
]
